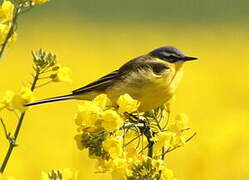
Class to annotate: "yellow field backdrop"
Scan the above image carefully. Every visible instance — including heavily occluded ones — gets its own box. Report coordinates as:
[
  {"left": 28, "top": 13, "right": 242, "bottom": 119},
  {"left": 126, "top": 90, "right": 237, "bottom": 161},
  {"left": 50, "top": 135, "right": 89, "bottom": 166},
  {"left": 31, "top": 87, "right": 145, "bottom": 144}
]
[{"left": 0, "top": 4, "right": 249, "bottom": 180}]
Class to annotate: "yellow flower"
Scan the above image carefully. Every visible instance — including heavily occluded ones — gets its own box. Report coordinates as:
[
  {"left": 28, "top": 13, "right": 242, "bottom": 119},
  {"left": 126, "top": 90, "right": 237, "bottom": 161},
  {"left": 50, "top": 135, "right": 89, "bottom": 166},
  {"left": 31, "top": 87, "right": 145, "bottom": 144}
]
[
  {"left": 93, "top": 94, "right": 112, "bottom": 110},
  {"left": 12, "top": 86, "right": 35, "bottom": 112},
  {"left": 168, "top": 113, "right": 189, "bottom": 134},
  {"left": 110, "top": 158, "right": 127, "bottom": 180},
  {"left": 0, "top": 90, "right": 14, "bottom": 111},
  {"left": 126, "top": 146, "right": 137, "bottom": 157},
  {"left": 0, "top": 0, "right": 14, "bottom": 23},
  {"left": 32, "top": 0, "right": 49, "bottom": 6},
  {"left": 117, "top": 93, "right": 140, "bottom": 113},
  {"left": 152, "top": 131, "right": 175, "bottom": 153},
  {"left": 172, "top": 135, "right": 186, "bottom": 147},
  {"left": 50, "top": 66, "right": 72, "bottom": 82},
  {"left": 101, "top": 109, "right": 123, "bottom": 132},
  {"left": 75, "top": 101, "right": 102, "bottom": 128},
  {"left": 0, "top": 24, "right": 16, "bottom": 45},
  {"left": 103, "top": 136, "right": 123, "bottom": 158},
  {"left": 162, "top": 168, "right": 175, "bottom": 180}
]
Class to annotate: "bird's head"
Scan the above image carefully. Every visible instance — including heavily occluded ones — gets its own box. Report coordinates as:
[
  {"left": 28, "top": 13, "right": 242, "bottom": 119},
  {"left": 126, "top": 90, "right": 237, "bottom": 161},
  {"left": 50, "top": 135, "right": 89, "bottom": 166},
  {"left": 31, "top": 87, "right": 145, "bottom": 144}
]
[{"left": 149, "top": 46, "right": 197, "bottom": 63}]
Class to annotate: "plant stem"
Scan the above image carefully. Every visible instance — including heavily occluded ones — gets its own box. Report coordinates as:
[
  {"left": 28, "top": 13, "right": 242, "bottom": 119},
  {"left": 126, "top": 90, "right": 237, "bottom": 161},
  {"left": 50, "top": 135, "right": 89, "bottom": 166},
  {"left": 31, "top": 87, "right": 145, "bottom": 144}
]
[
  {"left": 160, "top": 132, "right": 197, "bottom": 157},
  {"left": 143, "top": 126, "right": 154, "bottom": 158},
  {"left": 0, "top": 70, "right": 40, "bottom": 173},
  {"left": 147, "top": 139, "right": 154, "bottom": 158},
  {"left": 162, "top": 147, "right": 165, "bottom": 160},
  {"left": 0, "top": 112, "right": 25, "bottom": 173}
]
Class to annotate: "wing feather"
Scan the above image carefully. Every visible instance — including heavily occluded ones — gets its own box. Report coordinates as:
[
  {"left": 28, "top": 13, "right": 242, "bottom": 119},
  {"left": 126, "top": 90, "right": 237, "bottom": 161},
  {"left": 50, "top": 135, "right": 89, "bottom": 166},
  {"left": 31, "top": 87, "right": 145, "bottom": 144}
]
[
  {"left": 72, "top": 70, "right": 121, "bottom": 94},
  {"left": 72, "top": 55, "right": 169, "bottom": 95}
]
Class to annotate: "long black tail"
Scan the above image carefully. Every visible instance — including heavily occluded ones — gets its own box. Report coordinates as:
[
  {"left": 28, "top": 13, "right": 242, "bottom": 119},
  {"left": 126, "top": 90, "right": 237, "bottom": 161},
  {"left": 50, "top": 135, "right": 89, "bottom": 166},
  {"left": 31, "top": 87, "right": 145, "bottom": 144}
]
[{"left": 25, "top": 94, "right": 74, "bottom": 106}]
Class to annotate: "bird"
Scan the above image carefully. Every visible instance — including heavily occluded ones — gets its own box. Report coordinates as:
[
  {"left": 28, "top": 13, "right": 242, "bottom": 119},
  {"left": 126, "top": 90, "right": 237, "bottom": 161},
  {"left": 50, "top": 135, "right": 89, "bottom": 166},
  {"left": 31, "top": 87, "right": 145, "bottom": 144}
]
[{"left": 25, "top": 46, "right": 197, "bottom": 112}]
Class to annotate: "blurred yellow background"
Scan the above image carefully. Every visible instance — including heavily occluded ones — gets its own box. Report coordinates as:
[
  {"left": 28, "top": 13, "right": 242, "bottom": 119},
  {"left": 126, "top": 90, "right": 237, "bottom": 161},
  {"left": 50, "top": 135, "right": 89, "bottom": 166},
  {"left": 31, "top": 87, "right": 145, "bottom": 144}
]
[{"left": 1, "top": 0, "right": 249, "bottom": 179}]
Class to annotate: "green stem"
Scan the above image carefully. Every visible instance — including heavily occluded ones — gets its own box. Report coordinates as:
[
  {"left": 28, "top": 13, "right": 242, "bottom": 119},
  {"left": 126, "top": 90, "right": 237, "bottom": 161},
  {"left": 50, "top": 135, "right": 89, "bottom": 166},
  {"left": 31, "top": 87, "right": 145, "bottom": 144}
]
[
  {"left": 0, "top": 70, "right": 40, "bottom": 173},
  {"left": 0, "top": 112, "right": 25, "bottom": 173},
  {"left": 161, "top": 147, "right": 165, "bottom": 160},
  {"left": 147, "top": 139, "right": 154, "bottom": 158},
  {"left": 143, "top": 126, "right": 154, "bottom": 158}
]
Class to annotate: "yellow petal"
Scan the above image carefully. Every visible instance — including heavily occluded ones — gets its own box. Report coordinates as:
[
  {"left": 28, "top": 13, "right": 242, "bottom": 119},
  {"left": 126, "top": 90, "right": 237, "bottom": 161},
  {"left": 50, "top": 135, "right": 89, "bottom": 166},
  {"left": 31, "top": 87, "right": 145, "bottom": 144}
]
[
  {"left": 117, "top": 94, "right": 140, "bottom": 113},
  {"left": 50, "top": 66, "right": 72, "bottom": 83},
  {"left": 101, "top": 109, "right": 123, "bottom": 132},
  {"left": 93, "top": 94, "right": 112, "bottom": 110},
  {"left": 0, "top": 0, "right": 14, "bottom": 23}
]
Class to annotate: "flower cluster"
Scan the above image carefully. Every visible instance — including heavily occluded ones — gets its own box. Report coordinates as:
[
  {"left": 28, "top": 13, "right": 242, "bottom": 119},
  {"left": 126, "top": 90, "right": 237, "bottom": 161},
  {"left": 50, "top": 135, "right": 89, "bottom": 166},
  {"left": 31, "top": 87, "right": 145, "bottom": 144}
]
[
  {"left": 74, "top": 94, "right": 124, "bottom": 133},
  {"left": 74, "top": 93, "right": 195, "bottom": 179},
  {"left": 0, "top": 49, "right": 71, "bottom": 113},
  {"left": 31, "top": 49, "right": 72, "bottom": 83},
  {"left": 127, "top": 156, "right": 175, "bottom": 180},
  {"left": 0, "top": 49, "right": 72, "bottom": 174}
]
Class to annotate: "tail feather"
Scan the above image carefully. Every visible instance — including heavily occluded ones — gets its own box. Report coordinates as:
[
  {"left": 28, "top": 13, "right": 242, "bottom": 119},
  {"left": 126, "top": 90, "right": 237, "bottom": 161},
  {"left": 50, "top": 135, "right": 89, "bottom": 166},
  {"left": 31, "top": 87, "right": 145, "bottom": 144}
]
[{"left": 25, "top": 94, "right": 74, "bottom": 106}]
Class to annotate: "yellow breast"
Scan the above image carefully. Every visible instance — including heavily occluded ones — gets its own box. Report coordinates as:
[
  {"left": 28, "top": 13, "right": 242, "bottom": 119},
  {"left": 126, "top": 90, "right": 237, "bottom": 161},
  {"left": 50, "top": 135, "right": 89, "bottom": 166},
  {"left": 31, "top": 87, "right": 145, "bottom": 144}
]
[
  {"left": 138, "top": 62, "right": 184, "bottom": 111},
  {"left": 106, "top": 61, "right": 184, "bottom": 112}
]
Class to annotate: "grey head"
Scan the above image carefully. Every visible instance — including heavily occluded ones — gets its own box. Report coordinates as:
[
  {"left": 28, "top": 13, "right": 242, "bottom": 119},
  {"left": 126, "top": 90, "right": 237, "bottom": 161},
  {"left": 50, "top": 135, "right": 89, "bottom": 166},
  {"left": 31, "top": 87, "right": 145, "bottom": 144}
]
[{"left": 149, "top": 46, "right": 197, "bottom": 63}]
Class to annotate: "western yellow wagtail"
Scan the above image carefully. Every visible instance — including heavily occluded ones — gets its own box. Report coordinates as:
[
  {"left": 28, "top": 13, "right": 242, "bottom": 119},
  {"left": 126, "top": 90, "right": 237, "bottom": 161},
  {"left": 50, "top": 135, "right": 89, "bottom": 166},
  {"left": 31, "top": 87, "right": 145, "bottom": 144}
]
[{"left": 26, "top": 46, "right": 197, "bottom": 111}]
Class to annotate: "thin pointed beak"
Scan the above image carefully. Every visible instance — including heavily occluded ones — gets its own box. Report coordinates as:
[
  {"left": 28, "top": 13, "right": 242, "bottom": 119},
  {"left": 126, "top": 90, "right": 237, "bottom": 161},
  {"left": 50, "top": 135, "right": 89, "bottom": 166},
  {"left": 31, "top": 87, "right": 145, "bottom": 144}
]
[{"left": 183, "top": 56, "right": 198, "bottom": 61}]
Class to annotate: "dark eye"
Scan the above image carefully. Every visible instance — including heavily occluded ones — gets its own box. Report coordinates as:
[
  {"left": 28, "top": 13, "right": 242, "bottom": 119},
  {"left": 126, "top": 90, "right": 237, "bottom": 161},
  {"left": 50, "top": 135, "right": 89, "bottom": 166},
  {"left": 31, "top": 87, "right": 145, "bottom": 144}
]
[
  {"left": 167, "top": 55, "right": 181, "bottom": 63},
  {"left": 151, "top": 63, "right": 169, "bottom": 75}
]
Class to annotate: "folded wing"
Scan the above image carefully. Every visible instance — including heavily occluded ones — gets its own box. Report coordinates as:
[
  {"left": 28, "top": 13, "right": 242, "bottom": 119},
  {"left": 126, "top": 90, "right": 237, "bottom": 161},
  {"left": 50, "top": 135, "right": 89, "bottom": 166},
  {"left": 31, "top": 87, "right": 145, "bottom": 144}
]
[{"left": 72, "top": 70, "right": 122, "bottom": 94}]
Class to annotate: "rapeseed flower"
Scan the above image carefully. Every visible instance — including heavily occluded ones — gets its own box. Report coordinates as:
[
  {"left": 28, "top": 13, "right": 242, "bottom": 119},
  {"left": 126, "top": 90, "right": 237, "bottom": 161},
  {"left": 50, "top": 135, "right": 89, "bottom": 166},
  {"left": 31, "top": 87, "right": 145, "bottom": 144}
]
[
  {"left": 0, "top": 90, "right": 14, "bottom": 111},
  {"left": 12, "top": 86, "right": 35, "bottom": 111},
  {"left": 93, "top": 94, "right": 112, "bottom": 110},
  {"left": 74, "top": 93, "right": 194, "bottom": 179},
  {"left": 168, "top": 113, "right": 189, "bottom": 134},
  {"left": 0, "top": 0, "right": 14, "bottom": 23},
  {"left": 152, "top": 131, "right": 175, "bottom": 153},
  {"left": 117, "top": 93, "right": 140, "bottom": 113},
  {"left": 101, "top": 109, "right": 123, "bottom": 132},
  {"left": 110, "top": 158, "right": 127, "bottom": 180},
  {"left": 50, "top": 66, "right": 72, "bottom": 82},
  {"left": 75, "top": 101, "right": 102, "bottom": 128},
  {"left": 172, "top": 135, "right": 186, "bottom": 147},
  {"left": 0, "top": 24, "right": 16, "bottom": 45},
  {"left": 103, "top": 136, "right": 123, "bottom": 158}
]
